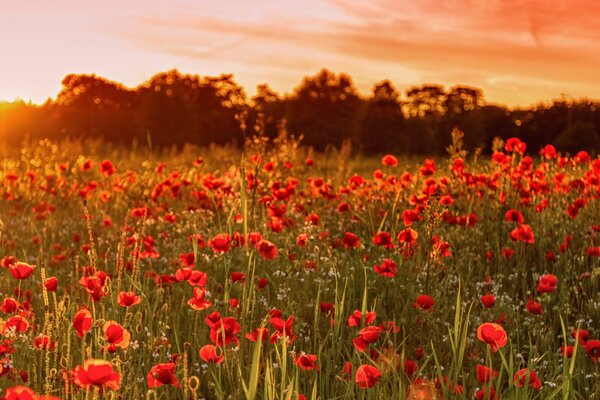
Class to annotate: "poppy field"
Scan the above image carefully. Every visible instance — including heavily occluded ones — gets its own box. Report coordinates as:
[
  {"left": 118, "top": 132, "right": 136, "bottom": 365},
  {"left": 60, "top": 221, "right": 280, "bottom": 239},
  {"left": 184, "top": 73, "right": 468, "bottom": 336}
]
[{"left": 0, "top": 135, "right": 598, "bottom": 400}]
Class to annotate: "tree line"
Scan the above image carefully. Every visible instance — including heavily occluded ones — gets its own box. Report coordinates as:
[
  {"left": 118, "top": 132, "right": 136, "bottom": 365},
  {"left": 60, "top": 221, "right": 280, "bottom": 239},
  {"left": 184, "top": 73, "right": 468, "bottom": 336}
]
[{"left": 1, "top": 68, "right": 599, "bottom": 154}]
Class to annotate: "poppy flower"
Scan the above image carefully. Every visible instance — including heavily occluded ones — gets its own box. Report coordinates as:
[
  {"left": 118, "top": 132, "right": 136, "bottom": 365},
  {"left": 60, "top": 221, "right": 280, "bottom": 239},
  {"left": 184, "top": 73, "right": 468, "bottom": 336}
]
[
  {"left": 526, "top": 299, "right": 543, "bottom": 315},
  {"left": 475, "top": 387, "right": 498, "bottom": 400},
  {"left": 476, "top": 364, "right": 499, "bottom": 383},
  {"left": 71, "top": 359, "right": 121, "bottom": 390},
  {"left": 513, "top": 368, "right": 541, "bottom": 390},
  {"left": 3, "top": 315, "right": 30, "bottom": 334},
  {"left": 210, "top": 317, "right": 242, "bottom": 347},
  {"left": 397, "top": 228, "right": 419, "bottom": 245},
  {"left": 584, "top": 340, "right": 600, "bottom": 362},
  {"left": 372, "top": 232, "right": 395, "bottom": 249},
  {"left": 352, "top": 326, "right": 382, "bottom": 352},
  {"left": 355, "top": 364, "right": 381, "bottom": 389},
  {"left": 560, "top": 345, "right": 574, "bottom": 358},
  {"left": 343, "top": 232, "right": 360, "bottom": 249},
  {"left": 73, "top": 308, "right": 93, "bottom": 338},
  {"left": 99, "top": 160, "right": 116, "bottom": 176},
  {"left": 147, "top": 363, "right": 180, "bottom": 388},
  {"left": 402, "top": 209, "right": 422, "bottom": 227},
  {"left": 347, "top": 310, "right": 376, "bottom": 327},
  {"left": 103, "top": 321, "right": 131, "bottom": 352},
  {"left": 414, "top": 295, "right": 435, "bottom": 311},
  {"left": 245, "top": 327, "right": 268, "bottom": 342},
  {"left": 373, "top": 259, "right": 397, "bottom": 278},
  {"left": 572, "top": 329, "right": 589, "bottom": 345},
  {"left": 209, "top": 234, "right": 231, "bottom": 254},
  {"left": 257, "top": 239, "right": 278, "bottom": 260},
  {"left": 9, "top": 262, "right": 36, "bottom": 280},
  {"left": 295, "top": 353, "right": 319, "bottom": 371},
  {"left": 199, "top": 344, "right": 224, "bottom": 364},
  {"left": 33, "top": 335, "right": 56, "bottom": 351},
  {"left": 117, "top": 291, "right": 141, "bottom": 307},
  {"left": 43, "top": 277, "right": 58, "bottom": 292},
  {"left": 381, "top": 155, "right": 398, "bottom": 167},
  {"left": 269, "top": 315, "right": 295, "bottom": 343},
  {"left": 187, "top": 288, "right": 211, "bottom": 311},
  {"left": 509, "top": 224, "right": 535, "bottom": 244},
  {"left": 4, "top": 385, "right": 62, "bottom": 400},
  {"left": 1, "top": 297, "right": 20, "bottom": 314},
  {"left": 480, "top": 294, "right": 495, "bottom": 308},
  {"left": 537, "top": 274, "right": 558, "bottom": 293},
  {"left": 505, "top": 137, "right": 527, "bottom": 155},
  {"left": 476, "top": 323, "right": 508, "bottom": 352},
  {"left": 504, "top": 209, "right": 524, "bottom": 223}
]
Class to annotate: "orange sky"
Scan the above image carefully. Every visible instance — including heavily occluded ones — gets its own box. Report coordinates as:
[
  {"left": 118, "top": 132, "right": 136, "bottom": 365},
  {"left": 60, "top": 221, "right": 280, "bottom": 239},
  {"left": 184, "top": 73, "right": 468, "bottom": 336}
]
[{"left": 1, "top": 0, "right": 599, "bottom": 106}]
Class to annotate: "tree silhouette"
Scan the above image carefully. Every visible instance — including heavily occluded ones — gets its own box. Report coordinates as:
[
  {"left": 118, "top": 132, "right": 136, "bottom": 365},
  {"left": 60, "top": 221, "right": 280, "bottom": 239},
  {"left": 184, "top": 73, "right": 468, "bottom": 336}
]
[
  {"left": 359, "top": 80, "right": 405, "bottom": 154},
  {"left": 286, "top": 69, "right": 363, "bottom": 150}
]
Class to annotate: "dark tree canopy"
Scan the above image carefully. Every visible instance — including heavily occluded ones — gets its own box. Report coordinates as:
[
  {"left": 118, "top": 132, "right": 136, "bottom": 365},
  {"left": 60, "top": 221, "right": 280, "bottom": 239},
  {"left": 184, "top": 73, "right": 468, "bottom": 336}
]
[{"left": 0, "top": 69, "right": 599, "bottom": 155}]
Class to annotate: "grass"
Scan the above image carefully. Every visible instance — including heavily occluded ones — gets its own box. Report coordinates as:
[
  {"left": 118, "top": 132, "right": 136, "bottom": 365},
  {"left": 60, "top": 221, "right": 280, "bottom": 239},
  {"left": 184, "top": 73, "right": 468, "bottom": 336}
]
[{"left": 0, "top": 135, "right": 598, "bottom": 399}]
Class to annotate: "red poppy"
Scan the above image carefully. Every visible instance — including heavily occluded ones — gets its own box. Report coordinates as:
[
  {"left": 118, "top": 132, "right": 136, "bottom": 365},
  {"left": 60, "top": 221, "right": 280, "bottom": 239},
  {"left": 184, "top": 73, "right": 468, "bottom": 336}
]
[
  {"left": 117, "top": 291, "right": 141, "bottom": 307},
  {"left": 505, "top": 138, "right": 527, "bottom": 155},
  {"left": 347, "top": 310, "right": 376, "bottom": 327},
  {"left": 1, "top": 297, "right": 20, "bottom": 314},
  {"left": 585, "top": 340, "right": 600, "bottom": 362},
  {"left": 480, "top": 294, "right": 495, "bottom": 308},
  {"left": 355, "top": 364, "right": 381, "bottom": 389},
  {"left": 210, "top": 317, "right": 242, "bottom": 347},
  {"left": 4, "top": 385, "right": 61, "bottom": 400},
  {"left": 99, "top": 160, "right": 116, "bottom": 176},
  {"left": 34, "top": 335, "right": 56, "bottom": 351},
  {"left": 352, "top": 326, "right": 382, "bottom": 352},
  {"left": 257, "top": 239, "right": 278, "bottom": 260},
  {"left": 509, "top": 224, "right": 535, "bottom": 244},
  {"left": 413, "top": 295, "right": 435, "bottom": 311},
  {"left": 476, "top": 323, "right": 507, "bottom": 352},
  {"left": 103, "top": 321, "right": 131, "bottom": 352},
  {"left": 343, "top": 232, "right": 360, "bottom": 249},
  {"left": 513, "top": 368, "right": 541, "bottom": 390},
  {"left": 476, "top": 364, "right": 498, "bottom": 383},
  {"left": 43, "top": 277, "right": 58, "bottom": 292},
  {"left": 187, "top": 288, "right": 211, "bottom": 311},
  {"left": 572, "top": 329, "right": 589, "bottom": 345},
  {"left": 209, "top": 234, "right": 231, "bottom": 254},
  {"left": 199, "top": 344, "right": 224, "bottom": 364},
  {"left": 381, "top": 155, "right": 398, "bottom": 167},
  {"left": 373, "top": 259, "right": 398, "bottom": 278},
  {"left": 537, "top": 274, "right": 558, "bottom": 293},
  {"left": 372, "top": 232, "right": 395, "bottom": 249},
  {"left": 71, "top": 359, "right": 121, "bottom": 390},
  {"left": 269, "top": 315, "right": 295, "bottom": 343},
  {"left": 245, "top": 327, "right": 268, "bottom": 342},
  {"left": 504, "top": 209, "right": 524, "bottom": 223},
  {"left": 73, "top": 308, "right": 93, "bottom": 338},
  {"left": 147, "top": 363, "right": 180, "bottom": 388},
  {"left": 295, "top": 353, "right": 319, "bottom": 371},
  {"left": 526, "top": 299, "right": 543, "bottom": 315},
  {"left": 9, "top": 262, "right": 36, "bottom": 280}
]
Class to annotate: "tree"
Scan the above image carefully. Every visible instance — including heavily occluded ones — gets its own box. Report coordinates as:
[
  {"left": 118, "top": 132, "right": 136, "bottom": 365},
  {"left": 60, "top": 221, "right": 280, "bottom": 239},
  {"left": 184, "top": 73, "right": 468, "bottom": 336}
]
[
  {"left": 359, "top": 80, "right": 405, "bottom": 154},
  {"left": 286, "top": 69, "right": 364, "bottom": 150}
]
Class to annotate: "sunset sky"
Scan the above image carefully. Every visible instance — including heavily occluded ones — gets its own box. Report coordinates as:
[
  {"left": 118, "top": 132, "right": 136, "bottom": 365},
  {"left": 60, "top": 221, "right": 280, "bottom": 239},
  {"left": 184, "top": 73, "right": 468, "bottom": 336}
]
[{"left": 1, "top": 0, "right": 599, "bottom": 107}]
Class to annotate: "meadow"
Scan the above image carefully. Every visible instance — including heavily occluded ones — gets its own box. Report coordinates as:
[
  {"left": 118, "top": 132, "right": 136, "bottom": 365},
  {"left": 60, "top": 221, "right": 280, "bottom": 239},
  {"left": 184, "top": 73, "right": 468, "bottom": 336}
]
[{"left": 0, "top": 133, "right": 598, "bottom": 400}]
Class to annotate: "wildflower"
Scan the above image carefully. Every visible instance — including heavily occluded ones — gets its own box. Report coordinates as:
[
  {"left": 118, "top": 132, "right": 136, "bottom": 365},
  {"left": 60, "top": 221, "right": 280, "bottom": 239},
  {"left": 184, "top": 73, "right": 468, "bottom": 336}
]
[
  {"left": 147, "top": 363, "right": 180, "bottom": 388},
  {"left": 199, "top": 344, "right": 224, "bottom": 364},
  {"left": 476, "top": 323, "right": 507, "bottom": 352},
  {"left": 513, "top": 368, "right": 541, "bottom": 390},
  {"left": 355, "top": 364, "right": 381, "bottom": 389},
  {"left": 73, "top": 308, "right": 93, "bottom": 338},
  {"left": 71, "top": 359, "right": 120, "bottom": 390}
]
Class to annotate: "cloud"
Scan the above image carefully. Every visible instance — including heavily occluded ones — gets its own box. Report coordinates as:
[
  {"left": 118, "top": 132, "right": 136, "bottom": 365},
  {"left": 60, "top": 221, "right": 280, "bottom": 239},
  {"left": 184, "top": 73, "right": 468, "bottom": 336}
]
[{"left": 113, "top": 0, "right": 600, "bottom": 105}]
